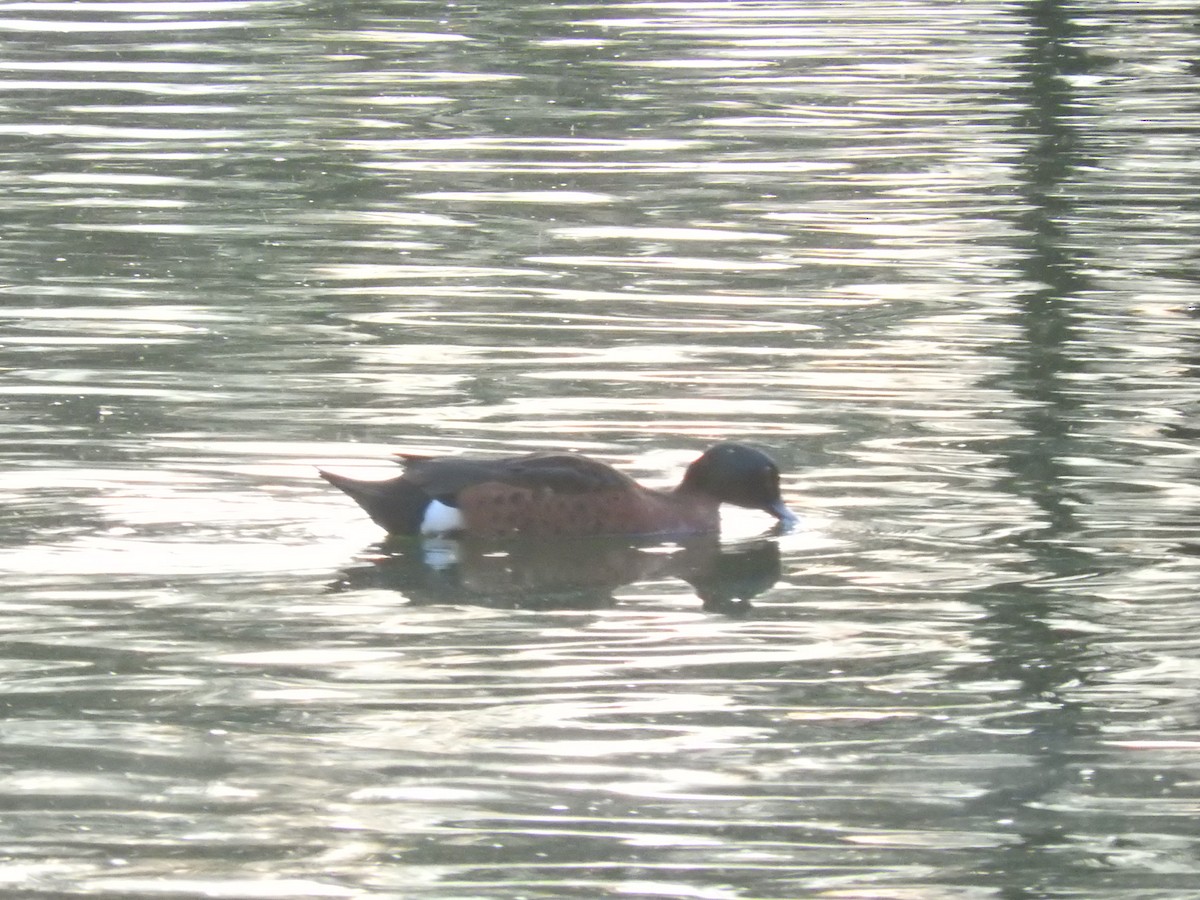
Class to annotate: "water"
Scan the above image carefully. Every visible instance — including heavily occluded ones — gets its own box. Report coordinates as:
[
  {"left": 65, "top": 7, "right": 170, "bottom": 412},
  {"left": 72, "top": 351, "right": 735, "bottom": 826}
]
[{"left": 2, "top": 1, "right": 1199, "bottom": 897}]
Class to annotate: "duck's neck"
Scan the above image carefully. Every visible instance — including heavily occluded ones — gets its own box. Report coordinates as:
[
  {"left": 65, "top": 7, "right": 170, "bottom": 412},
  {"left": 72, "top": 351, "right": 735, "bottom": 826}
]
[{"left": 663, "top": 484, "right": 722, "bottom": 532}]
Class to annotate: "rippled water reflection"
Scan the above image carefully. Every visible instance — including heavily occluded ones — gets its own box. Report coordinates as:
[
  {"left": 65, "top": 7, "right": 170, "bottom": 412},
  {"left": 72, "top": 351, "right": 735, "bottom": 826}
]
[{"left": 2, "top": 0, "right": 1199, "bottom": 897}]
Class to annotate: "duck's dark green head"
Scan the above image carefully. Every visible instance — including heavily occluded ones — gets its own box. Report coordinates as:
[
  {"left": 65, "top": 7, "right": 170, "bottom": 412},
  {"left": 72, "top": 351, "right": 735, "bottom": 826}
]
[{"left": 680, "top": 443, "right": 798, "bottom": 529}]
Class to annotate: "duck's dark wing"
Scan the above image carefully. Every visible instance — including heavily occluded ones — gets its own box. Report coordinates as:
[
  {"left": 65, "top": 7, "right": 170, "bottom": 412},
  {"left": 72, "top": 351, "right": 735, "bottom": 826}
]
[{"left": 400, "top": 452, "right": 638, "bottom": 500}]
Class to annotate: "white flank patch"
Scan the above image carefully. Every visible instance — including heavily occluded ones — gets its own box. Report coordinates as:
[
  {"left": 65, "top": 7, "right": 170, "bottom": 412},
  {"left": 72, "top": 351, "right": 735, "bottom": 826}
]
[{"left": 420, "top": 499, "right": 464, "bottom": 535}]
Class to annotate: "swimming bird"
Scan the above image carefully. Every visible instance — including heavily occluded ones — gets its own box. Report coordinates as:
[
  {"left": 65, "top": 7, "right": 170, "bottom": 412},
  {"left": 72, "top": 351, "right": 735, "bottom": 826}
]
[{"left": 319, "top": 442, "right": 797, "bottom": 538}]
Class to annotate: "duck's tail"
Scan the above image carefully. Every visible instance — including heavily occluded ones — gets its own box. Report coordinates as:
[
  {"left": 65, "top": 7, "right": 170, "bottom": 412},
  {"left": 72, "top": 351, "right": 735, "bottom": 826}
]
[{"left": 318, "top": 469, "right": 428, "bottom": 535}]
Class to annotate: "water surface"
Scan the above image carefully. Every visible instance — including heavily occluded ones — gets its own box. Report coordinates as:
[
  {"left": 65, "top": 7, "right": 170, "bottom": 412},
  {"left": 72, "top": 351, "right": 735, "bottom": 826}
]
[{"left": 2, "top": 1, "right": 1199, "bottom": 898}]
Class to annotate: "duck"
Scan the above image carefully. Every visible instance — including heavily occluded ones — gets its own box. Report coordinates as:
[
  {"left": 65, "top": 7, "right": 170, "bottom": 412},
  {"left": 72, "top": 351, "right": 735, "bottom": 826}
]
[{"left": 319, "top": 442, "right": 797, "bottom": 538}]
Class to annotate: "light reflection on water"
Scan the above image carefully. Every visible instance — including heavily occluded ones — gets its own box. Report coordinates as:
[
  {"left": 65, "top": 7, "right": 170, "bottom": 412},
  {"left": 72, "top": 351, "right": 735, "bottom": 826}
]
[{"left": 1, "top": 0, "right": 1199, "bottom": 897}]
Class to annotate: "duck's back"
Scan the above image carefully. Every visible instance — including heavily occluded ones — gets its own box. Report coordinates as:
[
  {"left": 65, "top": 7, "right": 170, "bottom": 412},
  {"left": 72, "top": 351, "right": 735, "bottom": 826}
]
[{"left": 402, "top": 451, "right": 638, "bottom": 498}]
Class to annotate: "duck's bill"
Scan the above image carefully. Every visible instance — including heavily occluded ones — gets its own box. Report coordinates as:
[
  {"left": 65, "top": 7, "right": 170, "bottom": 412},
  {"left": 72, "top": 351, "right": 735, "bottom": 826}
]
[{"left": 766, "top": 501, "right": 799, "bottom": 532}]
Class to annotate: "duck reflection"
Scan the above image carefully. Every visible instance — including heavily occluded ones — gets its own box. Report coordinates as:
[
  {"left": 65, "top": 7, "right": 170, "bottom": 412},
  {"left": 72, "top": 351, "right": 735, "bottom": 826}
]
[{"left": 329, "top": 535, "right": 782, "bottom": 615}]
